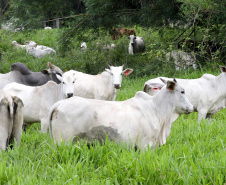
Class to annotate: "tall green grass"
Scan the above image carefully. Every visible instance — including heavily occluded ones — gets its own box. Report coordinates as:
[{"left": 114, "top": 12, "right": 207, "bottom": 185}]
[{"left": 0, "top": 28, "right": 225, "bottom": 184}]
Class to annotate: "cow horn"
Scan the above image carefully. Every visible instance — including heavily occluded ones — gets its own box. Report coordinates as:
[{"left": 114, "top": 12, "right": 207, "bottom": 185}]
[{"left": 48, "top": 62, "right": 54, "bottom": 69}]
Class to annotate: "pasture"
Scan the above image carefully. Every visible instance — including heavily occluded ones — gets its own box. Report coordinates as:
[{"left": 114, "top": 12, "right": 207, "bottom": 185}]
[{"left": 0, "top": 28, "right": 225, "bottom": 184}]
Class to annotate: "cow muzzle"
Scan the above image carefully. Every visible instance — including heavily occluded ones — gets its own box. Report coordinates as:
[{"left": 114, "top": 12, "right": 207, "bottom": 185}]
[
  {"left": 185, "top": 106, "right": 194, "bottom": 114},
  {"left": 114, "top": 84, "right": 121, "bottom": 89},
  {"left": 67, "top": 93, "right": 73, "bottom": 98}
]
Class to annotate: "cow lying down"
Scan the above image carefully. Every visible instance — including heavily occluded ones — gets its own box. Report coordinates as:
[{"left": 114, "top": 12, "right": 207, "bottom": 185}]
[
  {"left": 3, "top": 71, "right": 76, "bottom": 133},
  {"left": 0, "top": 90, "right": 24, "bottom": 150},
  {"left": 49, "top": 79, "right": 194, "bottom": 149},
  {"left": 144, "top": 66, "right": 226, "bottom": 121}
]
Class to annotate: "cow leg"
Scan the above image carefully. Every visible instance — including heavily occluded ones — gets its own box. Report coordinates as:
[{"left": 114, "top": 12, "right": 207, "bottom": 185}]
[
  {"left": 198, "top": 109, "right": 208, "bottom": 122},
  {"left": 11, "top": 96, "right": 24, "bottom": 147},
  {"left": 0, "top": 99, "right": 11, "bottom": 150},
  {"left": 0, "top": 127, "right": 8, "bottom": 150},
  {"left": 23, "top": 123, "right": 33, "bottom": 132},
  {"left": 40, "top": 118, "right": 48, "bottom": 134}
]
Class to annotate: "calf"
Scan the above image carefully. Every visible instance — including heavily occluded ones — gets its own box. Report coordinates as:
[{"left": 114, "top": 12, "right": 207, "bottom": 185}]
[
  {"left": 144, "top": 67, "right": 226, "bottom": 121},
  {"left": 49, "top": 79, "right": 194, "bottom": 148},
  {"left": 128, "top": 35, "right": 145, "bottom": 55},
  {"left": 0, "top": 90, "right": 24, "bottom": 150},
  {"left": 3, "top": 71, "right": 76, "bottom": 133}
]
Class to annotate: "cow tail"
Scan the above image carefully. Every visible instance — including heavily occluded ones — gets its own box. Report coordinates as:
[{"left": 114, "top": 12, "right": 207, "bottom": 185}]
[{"left": 48, "top": 101, "right": 61, "bottom": 140}]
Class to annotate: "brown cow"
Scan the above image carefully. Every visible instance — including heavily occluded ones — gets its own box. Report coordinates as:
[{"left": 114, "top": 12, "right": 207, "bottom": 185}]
[{"left": 111, "top": 28, "right": 136, "bottom": 40}]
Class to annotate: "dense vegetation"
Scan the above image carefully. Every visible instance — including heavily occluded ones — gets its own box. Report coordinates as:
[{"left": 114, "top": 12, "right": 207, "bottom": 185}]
[{"left": 0, "top": 0, "right": 225, "bottom": 184}]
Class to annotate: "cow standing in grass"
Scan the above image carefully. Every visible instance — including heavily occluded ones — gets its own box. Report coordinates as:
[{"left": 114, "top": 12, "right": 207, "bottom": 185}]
[
  {"left": 144, "top": 66, "right": 226, "bottom": 121},
  {"left": 49, "top": 79, "right": 194, "bottom": 148},
  {"left": 70, "top": 65, "right": 133, "bottom": 101},
  {"left": 3, "top": 71, "right": 76, "bottom": 133},
  {"left": 0, "top": 62, "right": 63, "bottom": 88},
  {"left": 128, "top": 35, "right": 145, "bottom": 55}
]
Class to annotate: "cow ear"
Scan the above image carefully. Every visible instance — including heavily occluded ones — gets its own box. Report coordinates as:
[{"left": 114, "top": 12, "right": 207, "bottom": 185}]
[
  {"left": 134, "top": 36, "right": 136, "bottom": 39},
  {"left": 123, "top": 68, "right": 133, "bottom": 76},
  {"left": 105, "top": 68, "right": 112, "bottom": 74},
  {"left": 159, "top": 78, "right": 167, "bottom": 84},
  {"left": 173, "top": 78, "right": 177, "bottom": 82},
  {"left": 220, "top": 66, "right": 226, "bottom": 73},
  {"left": 41, "top": 70, "right": 49, "bottom": 75},
  {"left": 56, "top": 74, "right": 62, "bottom": 82},
  {"left": 143, "top": 84, "right": 151, "bottom": 92},
  {"left": 166, "top": 81, "right": 176, "bottom": 91}
]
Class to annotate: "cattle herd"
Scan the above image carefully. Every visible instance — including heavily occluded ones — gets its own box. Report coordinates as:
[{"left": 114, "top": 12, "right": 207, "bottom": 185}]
[{"left": 0, "top": 27, "right": 223, "bottom": 151}]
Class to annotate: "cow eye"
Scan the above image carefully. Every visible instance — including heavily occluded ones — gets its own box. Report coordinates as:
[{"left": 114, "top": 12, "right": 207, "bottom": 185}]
[
  {"left": 181, "top": 91, "right": 185, "bottom": 94},
  {"left": 63, "top": 82, "right": 65, "bottom": 84},
  {"left": 73, "top": 81, "right": 75, "bottom": 83}
]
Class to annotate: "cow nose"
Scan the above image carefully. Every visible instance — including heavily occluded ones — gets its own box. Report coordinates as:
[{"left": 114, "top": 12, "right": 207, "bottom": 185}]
[
  {"left": 131, "top": 43, "right": 134, "bottom": 46},
  {"left": 67, "top": 93, "right": 73, "bottom": 98},
  {"left": 114, "top": 84, "right": 120, "bottom": 89}
]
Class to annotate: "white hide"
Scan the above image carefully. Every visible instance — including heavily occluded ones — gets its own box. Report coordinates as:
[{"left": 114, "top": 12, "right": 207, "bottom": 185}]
[
  {"left": 144, "top": 67, "right": 226, "bottom": 121},
  {"left": 49, "top": 80, "right": 194, "bottom": 148},
  {"left": 25, "top": 41, "right": 56, "bottom": 58},
  {"left": 0, "top": 90, "right": 24, "bottom": 150},
  {"left": 12, "top": 41, "right": 27, "bottom": 49},
  {"left": 81, "top": 42, "right": 87, "bottom": 52},
  {"left": 166, "top": 50, "right": 197, "bottom": 70},
  {"left": 44, "top": 27, "right": 52, "bottom": 29},
  {"left": 3, "top": 71, "right": 76, "bottom": 133},
  {"left": 70, "top": 66, "right": 133, "bottom": 101},
  {"left": 128, "top": 35, "right": 145, "bottom": 55}
]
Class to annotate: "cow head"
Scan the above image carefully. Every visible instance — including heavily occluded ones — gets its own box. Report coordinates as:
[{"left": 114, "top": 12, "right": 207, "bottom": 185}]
[
  {"left": 128, "top": 35, "right": 136, "bottom": 46},
  {"left": 25, "top": 41, "right": 37, "bottom": 47},
  {"left": 56, "top": 71, "right": 76, "bottom": 98},
  {"left": 160, "top": 78, "right": 194, "bottom": 114},
  {"left": 105, "top": 65, "right": 133, "bottom": 89}
]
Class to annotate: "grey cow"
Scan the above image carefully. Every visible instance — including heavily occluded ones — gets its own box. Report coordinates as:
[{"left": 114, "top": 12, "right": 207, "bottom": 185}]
[
  {"left": 0, "top": 62, "right": 63, "bottom": 88},
  {"left": 128, "top": 35, "right": 145, "bottom": 55}
]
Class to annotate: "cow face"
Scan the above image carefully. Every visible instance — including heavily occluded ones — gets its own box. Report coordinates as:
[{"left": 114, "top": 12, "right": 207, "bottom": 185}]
[
  {"left": 128, "top": 35, "right": 136, "bottom": 46},
  {"left": 56, "top": 71, "right": 76, "bottom": 98},
  {"left": 163, "top": 79, "right": 194, "bottom": 114},
  {"left": 105, "top": 66, "right": 133, "bottom": 89}
]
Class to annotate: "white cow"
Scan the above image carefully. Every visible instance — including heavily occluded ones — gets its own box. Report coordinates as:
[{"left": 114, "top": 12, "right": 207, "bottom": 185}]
[
  {"left": 166, "top": 50, "right": 197, "bottom": 70},
  {"left": 25, "top": 41, "right": 56, "bottom": 58},
  {"left": 128, "top": 35, "right": 145, "bottom": 55},
  {"left": 81, "top": 42, "right": 87, "bottom": 52},
  {"left": 44, "top": 27, "right": 52, "bottom": 30},
  {"left": 49, "top": 79, "right": 194, "bottom": 148},
  {"left": 3, "top": 71, "right": 76, "bottom": 133},
  {"left": 0, "top": 90, "right": 24, "bottom": 150},
  {"left": 70, "top": 65, "right": 133, "bottom": 101},
  {"left": 144, "top": 67, "right": 226, "bottom": 121}
]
